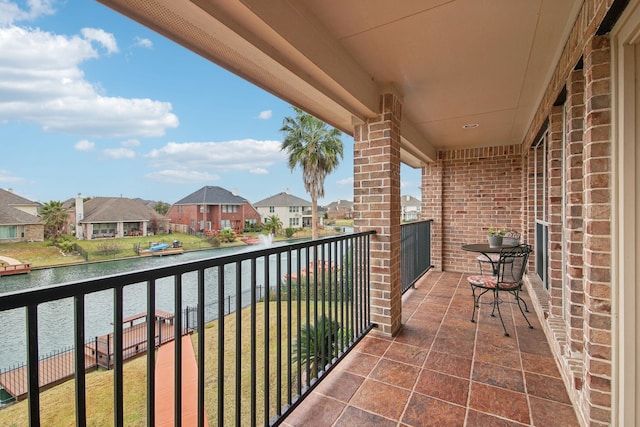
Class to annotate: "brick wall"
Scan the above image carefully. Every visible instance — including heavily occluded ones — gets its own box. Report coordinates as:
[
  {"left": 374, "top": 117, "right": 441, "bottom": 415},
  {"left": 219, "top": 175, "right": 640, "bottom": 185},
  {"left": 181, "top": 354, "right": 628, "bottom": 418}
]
[
  {"left": 433, "top": 145, "right": 523, "bottom": 273},
  {"left": 565, "top": 68, "right": 586, "bottom": 355},
  {"left": 581, "top": 34, "right": 613, "bottom": 426},
  {"left": 353, "top": 92, "right": 402, "bottom": 336}
]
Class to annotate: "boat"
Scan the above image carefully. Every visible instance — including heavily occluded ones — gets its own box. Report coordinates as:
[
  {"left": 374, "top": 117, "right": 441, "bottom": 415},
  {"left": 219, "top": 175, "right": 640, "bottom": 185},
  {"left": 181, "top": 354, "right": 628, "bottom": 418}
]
[
  {"left": 137, "top": 241, "right": 184, "bottom": 257},
  {"left": 0, "top": 256, "right": 31, "bottom": 276}
]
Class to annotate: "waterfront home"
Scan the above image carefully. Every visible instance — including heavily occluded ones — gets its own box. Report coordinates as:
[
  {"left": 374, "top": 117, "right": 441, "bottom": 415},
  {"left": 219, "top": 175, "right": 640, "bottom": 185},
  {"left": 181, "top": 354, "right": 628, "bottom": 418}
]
[
  {"left": 166, "top": 185, "right": 261, "bottom": 234},
  {"left": 66, "top": 195, "right": 169, "bottom": 239},
  {"left": 324, "top": 199, "right": 353, "bottom": 220},
  {"left": 8, "top": 0, "right": 636, "bottom": 424},
  {"left": 0, "top": 188, "right": 43, "bottom": 243},
  {"left": 254, "top": 190, "right": 315, "bottom": 229}
]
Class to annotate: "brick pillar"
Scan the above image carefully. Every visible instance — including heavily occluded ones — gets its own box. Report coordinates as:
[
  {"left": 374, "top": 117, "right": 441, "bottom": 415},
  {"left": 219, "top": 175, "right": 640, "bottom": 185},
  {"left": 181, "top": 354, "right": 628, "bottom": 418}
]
[
  {"left": 421, "top": 161, "right": 442, "bottom": 271},
  {"left": 548, "top": 105, "right": 564, "bottom": 316},
  {"left": 353, "top": 92, "right": 402, "bottom": 336},
  {"left": 565, "top": 68, "right": 585, "bottom": 354},
  {"left": 582, "top": 34, "right": 612, "bottom": 425}
]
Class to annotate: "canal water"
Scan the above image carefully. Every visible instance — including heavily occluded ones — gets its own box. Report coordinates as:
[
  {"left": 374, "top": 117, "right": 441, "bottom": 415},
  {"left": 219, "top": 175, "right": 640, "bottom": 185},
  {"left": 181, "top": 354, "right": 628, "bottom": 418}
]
[{"left": 0, "top": 241, "right": 305, "bottom": 369}]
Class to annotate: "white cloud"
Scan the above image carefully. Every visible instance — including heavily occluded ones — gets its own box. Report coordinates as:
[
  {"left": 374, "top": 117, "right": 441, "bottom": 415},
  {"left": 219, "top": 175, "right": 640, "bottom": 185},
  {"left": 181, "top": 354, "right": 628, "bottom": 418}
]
[
  {"left": 75, "top": 139, "right": 95, "bottom": 151},
  {"left": 144, "top": 139, "right": 285, "bottom": 184},
  {"left": 336, "top": 177, "right": 353, "bottom": 186},
  {"left": 0, "top": 25, "right": 179, "bottom": 138},
  {"left": 103, "top": 147, "right": 135, "bottom": 159},
  {"left": 0, "top": 169, "right": 26, "bottom": 184},
  {"left": 132, "top": 36, "right": 152, "bottom": 49},
  {"left": 257, "top": 110, "right": 272, "bottom": 120},
  {"left": 121, "top": 139, "right": 140, "bottom": 147},
  {"left": 145, "top": 170, "right": 220, "bottom": 184},
  {"left": 81, "top": 28, "right": 118, "bottom": 54},
  {"left": 146, "top": 139, "right": 285, "bottom": 172},
  {"left": 0, "top": 0, "right": 55, "bottom": 26}
]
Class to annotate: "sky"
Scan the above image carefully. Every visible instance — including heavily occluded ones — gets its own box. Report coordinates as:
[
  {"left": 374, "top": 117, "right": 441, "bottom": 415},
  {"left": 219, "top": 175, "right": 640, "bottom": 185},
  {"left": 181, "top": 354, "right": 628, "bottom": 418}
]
[{"left": 0, "top": 0, "right": 422, "bottom": 206}]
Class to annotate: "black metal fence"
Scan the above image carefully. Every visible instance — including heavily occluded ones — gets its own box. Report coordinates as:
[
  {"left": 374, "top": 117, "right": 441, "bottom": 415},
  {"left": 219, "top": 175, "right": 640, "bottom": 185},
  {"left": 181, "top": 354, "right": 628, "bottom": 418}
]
[
  {"left": 0, "top": 231, "right": 375, "bottom": 426},
  {"left": 400, "top": 219, "right": 433, "bottom": 294}
]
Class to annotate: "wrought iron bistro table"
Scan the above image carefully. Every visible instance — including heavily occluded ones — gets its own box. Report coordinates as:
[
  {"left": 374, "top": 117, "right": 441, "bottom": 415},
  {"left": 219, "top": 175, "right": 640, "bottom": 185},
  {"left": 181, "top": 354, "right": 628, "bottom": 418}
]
[{"left": 461, "top": 243, "right": 517, "bottom": 275}]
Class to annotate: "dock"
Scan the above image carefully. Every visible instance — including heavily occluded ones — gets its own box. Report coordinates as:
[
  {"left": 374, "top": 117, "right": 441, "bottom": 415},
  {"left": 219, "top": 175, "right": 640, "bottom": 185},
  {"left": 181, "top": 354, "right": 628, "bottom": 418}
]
[
  {"left": 0, "top": 256, "right": 31, "bottom": 276},
  {"left": 0, "top": 310, "right": 179, "bottom": 403}
]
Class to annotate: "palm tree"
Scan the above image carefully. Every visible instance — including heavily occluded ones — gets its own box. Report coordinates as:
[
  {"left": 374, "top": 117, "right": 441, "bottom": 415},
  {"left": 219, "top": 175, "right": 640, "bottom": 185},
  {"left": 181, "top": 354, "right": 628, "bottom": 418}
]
[
  {"left": 39, "top": 200, "right": 68, "bottom": 240},
  {"left": 293, "top": 316, "right": 343, "bottom": 384},
  {"left": 264, "top": 214, "right": 283, "bottom": 236},
  {"left": 280, "top": 107, "right": 343, "bottom": 240}
]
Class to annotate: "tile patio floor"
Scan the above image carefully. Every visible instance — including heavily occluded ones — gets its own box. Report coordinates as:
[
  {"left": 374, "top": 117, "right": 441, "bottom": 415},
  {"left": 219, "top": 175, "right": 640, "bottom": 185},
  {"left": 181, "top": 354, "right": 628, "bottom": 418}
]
[{"left": 282, "top": 270, "right": 580, "bottom": 427}]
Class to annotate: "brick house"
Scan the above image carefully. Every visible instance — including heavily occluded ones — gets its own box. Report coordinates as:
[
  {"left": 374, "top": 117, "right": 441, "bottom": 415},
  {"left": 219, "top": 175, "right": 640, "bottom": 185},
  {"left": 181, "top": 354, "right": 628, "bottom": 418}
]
[
  {"left": 99, "top": 0, "right": 639, "bottom": 424},
  {"left": 324, "top": 199, "right": 353, "bottom": 220},
  {"left": 253, "top": 190, "right": 314, "bottom": 228},
  {"left": 66, "top": 195, "right": 169, "bottom": 240},
  {"left": 167, "top": 186, "right": 261, "bottom": 234},
  {"left": 0, "top": 188, "right": 43, "bottom": 242}
]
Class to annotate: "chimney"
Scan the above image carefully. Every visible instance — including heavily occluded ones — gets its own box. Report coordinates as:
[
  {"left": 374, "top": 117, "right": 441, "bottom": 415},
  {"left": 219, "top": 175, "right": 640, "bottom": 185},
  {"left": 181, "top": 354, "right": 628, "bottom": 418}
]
[
  {"left": 75, "top": 193, "right": 85, "bottom": 239},
  {"left": 285, "top": 188, "right": 290, "bottom": 195},
  {"left": 232, "top": 188, "right": 238, "bottom": 196}
]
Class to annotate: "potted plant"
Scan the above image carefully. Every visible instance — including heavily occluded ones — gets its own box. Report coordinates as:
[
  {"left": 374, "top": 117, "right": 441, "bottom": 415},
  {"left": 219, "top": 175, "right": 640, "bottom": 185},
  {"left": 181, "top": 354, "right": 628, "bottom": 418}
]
[{"left": 487, "top": 226, "right": 506, "bottom": 248}]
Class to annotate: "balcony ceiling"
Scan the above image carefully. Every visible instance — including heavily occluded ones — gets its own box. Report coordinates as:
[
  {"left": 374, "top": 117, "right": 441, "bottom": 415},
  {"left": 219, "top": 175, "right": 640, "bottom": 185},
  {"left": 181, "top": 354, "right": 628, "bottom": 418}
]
[{"left": 98, "top": 0, "right": 583, "bottom": 166}]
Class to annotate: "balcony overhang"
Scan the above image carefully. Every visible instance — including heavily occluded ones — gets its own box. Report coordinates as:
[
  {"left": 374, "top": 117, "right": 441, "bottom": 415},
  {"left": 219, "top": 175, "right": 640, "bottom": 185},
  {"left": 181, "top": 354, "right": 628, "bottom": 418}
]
[{"left": 97, "top": 0, "right": 583, "bottom": 168}]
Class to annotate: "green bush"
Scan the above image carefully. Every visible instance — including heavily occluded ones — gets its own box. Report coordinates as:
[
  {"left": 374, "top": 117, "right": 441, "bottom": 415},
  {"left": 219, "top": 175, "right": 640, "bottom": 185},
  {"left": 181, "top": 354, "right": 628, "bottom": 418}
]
[{"left": 285, "top": 227, "right": 296, "bottom": 238}]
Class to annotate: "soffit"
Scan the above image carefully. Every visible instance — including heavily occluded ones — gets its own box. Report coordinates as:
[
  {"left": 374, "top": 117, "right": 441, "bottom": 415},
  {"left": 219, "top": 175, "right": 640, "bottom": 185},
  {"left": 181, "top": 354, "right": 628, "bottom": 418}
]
[{"left": 98, "top": 0, "right": 583, "bottom": 166}]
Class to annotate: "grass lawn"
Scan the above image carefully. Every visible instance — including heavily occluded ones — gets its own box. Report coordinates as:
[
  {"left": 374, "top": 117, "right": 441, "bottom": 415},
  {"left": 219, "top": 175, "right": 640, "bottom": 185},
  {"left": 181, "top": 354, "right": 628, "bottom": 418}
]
[{"left": 0, "top": 300, "right": 340, "bottom": 426}]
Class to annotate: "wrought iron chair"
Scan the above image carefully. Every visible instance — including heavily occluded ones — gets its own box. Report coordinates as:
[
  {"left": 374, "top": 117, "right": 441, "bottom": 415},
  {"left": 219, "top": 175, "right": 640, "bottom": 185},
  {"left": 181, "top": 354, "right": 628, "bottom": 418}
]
[
  {"left": 477, "top": 229, "right": 521, "bottom": 275},
  {"left": 467, "top": 244, "right": 533, "bottom": 337}
]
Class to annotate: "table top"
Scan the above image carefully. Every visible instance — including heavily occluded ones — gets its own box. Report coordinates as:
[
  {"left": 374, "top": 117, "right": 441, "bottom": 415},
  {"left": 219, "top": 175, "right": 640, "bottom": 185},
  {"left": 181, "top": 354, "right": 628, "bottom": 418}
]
[{"left": 461, "top": 243, "right": 517, "bottom": 253}]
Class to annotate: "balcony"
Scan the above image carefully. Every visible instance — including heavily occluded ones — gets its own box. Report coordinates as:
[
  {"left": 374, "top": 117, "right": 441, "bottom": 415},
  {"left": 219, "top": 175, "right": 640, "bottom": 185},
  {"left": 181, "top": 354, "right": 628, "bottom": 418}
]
[
  {"left": 0, "top": 220, "right": 580, "bottom": 426},
  {"left": 283, "top": 270, "right": 579, "bottom": 426}
]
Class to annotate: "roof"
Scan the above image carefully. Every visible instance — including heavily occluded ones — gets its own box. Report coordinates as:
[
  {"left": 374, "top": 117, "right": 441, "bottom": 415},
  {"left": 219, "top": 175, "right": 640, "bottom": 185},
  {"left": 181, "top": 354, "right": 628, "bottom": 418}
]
[
  {"left": 0, "top": 188, "right": 40, "bottom": 208},
  {"left": 174, "top": 186, "right": 248, "bottom": 205},
  {"left": 0, "top": 205, "right": 41, "bottom": 225},
  {"left": 325, "top": 200, "right": 353, "bottom": 211},
  {"left": 401, "top": 196, "right": 421, "bottom": 208},
  {"left": 79, "top": 197, "right": 165, "bottom": 223},
  {"left": 254, "top": 192, "right": 311, "bottom": 208}
]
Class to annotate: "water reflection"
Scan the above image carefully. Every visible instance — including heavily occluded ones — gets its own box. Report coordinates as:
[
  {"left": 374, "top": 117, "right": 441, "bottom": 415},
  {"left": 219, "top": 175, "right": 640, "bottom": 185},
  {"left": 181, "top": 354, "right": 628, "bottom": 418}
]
[{"left": 0, "top": 244, "right": 307, "bottom": 368}]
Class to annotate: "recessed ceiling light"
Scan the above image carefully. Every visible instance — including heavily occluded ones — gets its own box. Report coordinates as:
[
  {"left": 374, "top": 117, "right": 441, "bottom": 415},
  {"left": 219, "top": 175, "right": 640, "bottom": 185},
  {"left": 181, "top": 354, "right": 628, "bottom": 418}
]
[{"left": 462, "top": 123, "right": 479, "bottom": 129}]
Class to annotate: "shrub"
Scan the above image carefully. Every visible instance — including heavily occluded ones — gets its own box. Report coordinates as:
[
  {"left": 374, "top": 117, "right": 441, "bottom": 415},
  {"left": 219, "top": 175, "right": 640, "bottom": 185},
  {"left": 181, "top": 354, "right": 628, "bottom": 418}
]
[{"left": 285, "top": 227, "right": 296, "bottom": 238}]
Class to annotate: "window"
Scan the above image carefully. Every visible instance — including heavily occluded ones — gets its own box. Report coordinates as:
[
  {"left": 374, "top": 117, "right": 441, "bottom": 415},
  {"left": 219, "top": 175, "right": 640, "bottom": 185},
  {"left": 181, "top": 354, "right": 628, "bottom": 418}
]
[
  {"left": 289, "top": 206, "right": 299, "bottom": 213},
  {"left": 221, "top": 220, "right": 231, "bottom": 229},
  {"left": 289, "top": 218, "right": 299, "bottom": 227},
  {"left": 222, "top": 205, "right": 239, "bottom": 213},
  {"left": 222, "top": 205, "right": 227, "bottom": 213},
  {"left": 0, "top": 225, "right": 17, "bottom": 239},
  {"left": 533, "top": 131, "right": 549, "bottom": 290},
  {"left": 269, "top": 206, "right": 275, "bottom": 213}
]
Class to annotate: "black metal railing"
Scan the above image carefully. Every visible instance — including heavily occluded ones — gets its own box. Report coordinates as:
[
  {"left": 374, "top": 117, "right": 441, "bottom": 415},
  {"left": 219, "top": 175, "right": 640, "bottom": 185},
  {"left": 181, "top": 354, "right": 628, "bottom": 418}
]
[
  {"left": 400, "top": 219, "right": 433, "bottom": 294},
  {"left": 0, "top": 231, "right": 375, "bottom": 426}
]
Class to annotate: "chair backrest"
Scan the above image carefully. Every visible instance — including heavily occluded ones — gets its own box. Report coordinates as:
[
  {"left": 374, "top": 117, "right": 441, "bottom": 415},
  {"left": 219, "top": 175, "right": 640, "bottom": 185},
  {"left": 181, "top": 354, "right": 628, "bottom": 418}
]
[
  {"left": 497, "top": 244, "right": 531, "bottom": 285},
  {"left": 502, "top": 229, "right": 521, "bottom": 246}
]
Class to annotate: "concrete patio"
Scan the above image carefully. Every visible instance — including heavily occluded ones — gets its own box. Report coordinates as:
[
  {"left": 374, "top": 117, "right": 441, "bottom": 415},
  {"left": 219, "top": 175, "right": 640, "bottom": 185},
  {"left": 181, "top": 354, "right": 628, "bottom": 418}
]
[{"left": 284, "top": 270, "right": 579, "bottom": 426}]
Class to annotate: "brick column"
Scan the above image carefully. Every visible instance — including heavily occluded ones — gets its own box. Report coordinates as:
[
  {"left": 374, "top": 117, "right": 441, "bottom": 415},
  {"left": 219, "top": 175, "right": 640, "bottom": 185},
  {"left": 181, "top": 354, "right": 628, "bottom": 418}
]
[
  {"left": 582, "top": 34, "right": 612, "bottom": 425},
  {"left": 421, "top": 161, "right": 442, "bottom": 271},
  {"left": 548, "top": 105, "right": 564, "bottom": 316},
  {"left": 565, "top": 68, "right": 585, "bottom": 354},
  {"left": 353, "top": 92, "right": 402, "bottom": 336}
]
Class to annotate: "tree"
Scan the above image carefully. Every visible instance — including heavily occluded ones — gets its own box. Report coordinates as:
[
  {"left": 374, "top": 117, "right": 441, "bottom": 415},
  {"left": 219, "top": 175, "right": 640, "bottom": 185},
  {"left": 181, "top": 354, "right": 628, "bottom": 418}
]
[
  {"left": 154, "top": 201, "right": 171, "bottom": 215},
  {"left": 264, "top": 215, "right": 283, "bottom": 236},
  {"left": 280, "top": 107, "right": 343, "bottom": 240},
  {"left": 40, "top": 200, "right": 69, "bottom": 240}
]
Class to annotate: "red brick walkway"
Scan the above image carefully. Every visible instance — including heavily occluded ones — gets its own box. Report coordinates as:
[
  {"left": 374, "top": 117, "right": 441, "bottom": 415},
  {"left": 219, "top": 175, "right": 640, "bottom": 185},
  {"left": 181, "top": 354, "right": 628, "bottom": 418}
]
[{"left": 155, "top": 335, "right": 208, "bottom": 426}]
